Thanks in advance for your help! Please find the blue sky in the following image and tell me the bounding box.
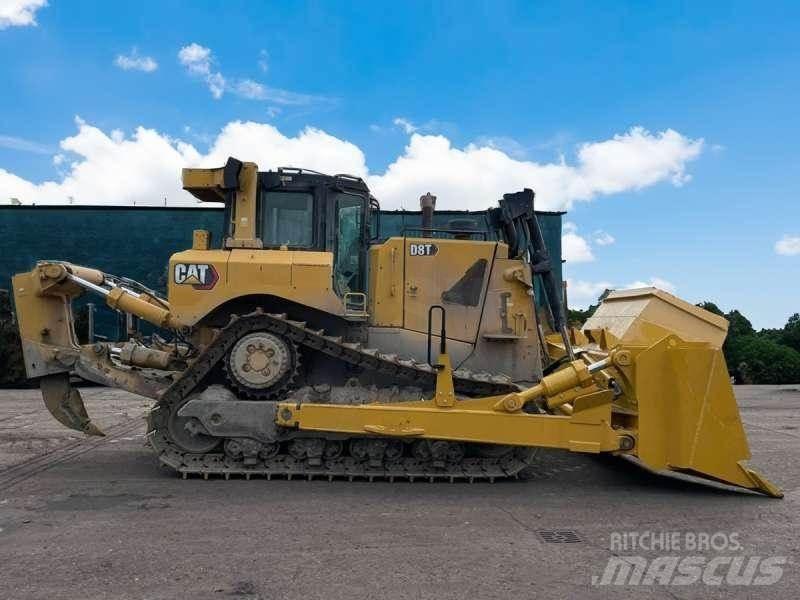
[0,1,798,328]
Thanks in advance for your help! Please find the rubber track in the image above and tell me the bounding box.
[147,310,536,480]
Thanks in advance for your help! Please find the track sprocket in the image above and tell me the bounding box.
[222,331,300,400]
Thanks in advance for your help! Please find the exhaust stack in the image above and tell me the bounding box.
[420,192,436,238]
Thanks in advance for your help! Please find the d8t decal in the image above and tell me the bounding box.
[408,243,438,256]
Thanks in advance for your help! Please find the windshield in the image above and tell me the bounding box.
[260,191,314,247]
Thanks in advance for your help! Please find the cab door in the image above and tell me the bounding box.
[331,191,369,317]
[403,238,496,343]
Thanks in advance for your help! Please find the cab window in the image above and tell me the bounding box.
[260,191,314,247]
[334,194,363,294]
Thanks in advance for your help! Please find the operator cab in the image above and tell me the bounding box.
[256,168,372,300]
[182,158,376,315]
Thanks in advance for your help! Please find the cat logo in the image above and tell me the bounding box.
[173,263,219,290]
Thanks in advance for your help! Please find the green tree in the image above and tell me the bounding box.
[567,289,612,328]
[696,301,800,384]
[725,309,755,338]
[726,335,800,384]
[781,313,800,353]
[567,305,596,328]
[0,290,27,386]
[696,301,724,317]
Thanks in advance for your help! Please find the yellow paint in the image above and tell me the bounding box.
[482,255,537,338]
[167,248,343,325]
[403,238,496,343]
[277,305,783,497]
[182,161,261,248]
[181,165,226,194]
[230,162,259,246]
[433,353,456,407]
[368,239,404,326]
[584,287,729,348]
[192,229,211,251]
[12,268,80,378]
[276,392,623,452]
[11,157,782,497]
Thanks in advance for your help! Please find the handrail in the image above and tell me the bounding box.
[426,305,447,370]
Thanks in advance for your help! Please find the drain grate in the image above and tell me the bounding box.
[538,530,582,543]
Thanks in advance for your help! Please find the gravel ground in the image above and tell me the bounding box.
[0,384,797,600]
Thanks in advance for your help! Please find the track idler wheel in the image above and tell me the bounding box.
[167,398,220,454]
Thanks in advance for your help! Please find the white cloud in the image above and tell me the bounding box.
[231,78,264,99]
[178,42,327,105]
[368,127,702,212]
[561,224,617,263]
[205,72,226,100]
[575,126,702,190]
[567,279,614,308]
[0,0,47,29]
[178,43,225,99]
[178,43,212,75]
[393,118,417,134]
[0,133,52,154]
[567,277,676,309]
[204,121,365,176]
[561,222,595,263]
[391,117,454,136]
[231,79,321,105]
[0,119,701,213]
[114,48,158,73]
[775,235,800,256]
[0,118,366,206]
[258,49,269,73]
[626,277,676,294]
[471,135,528,159]
[592,230,615,246]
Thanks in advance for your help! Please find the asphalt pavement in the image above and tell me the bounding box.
[0,385,797,600]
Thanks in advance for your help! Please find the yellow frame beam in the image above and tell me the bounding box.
[276,390,629,454]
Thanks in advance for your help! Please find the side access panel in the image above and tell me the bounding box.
[459,256,543,384]
[368,239,404,327]
[403,238,496,343]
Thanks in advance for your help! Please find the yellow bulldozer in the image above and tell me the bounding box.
[10,158,782,497]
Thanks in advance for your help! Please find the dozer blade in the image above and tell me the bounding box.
[40,373,105,437]
[581,288,783,497]
[632,335,782,498]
